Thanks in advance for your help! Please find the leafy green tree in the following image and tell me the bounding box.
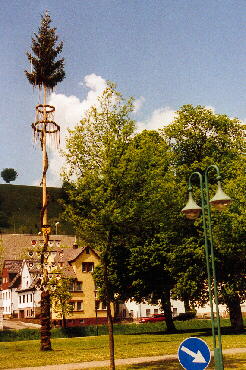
[163,105,246,330]
[109,130,180,332]
[48,275,73,328]
[62,82,135,370]
[1,168,18,183]
[211,156,246,331]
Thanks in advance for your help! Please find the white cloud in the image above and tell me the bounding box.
[36,74,107,187]
[34,75,178,187]
[205,105,215,113]
[133,96,145,113]
[137,106,176,131]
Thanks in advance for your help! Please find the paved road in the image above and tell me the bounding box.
[7,348,246,370]
[3,319,40,330]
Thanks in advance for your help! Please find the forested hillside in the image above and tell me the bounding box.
[0,184,72,234]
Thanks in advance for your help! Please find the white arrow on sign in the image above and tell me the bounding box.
[181,346,206,363]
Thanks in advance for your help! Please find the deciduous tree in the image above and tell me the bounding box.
[1,168,18,184]
[62,82,135,370]
[163,105,246,330]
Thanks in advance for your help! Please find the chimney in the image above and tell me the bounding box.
[73,235,78,249]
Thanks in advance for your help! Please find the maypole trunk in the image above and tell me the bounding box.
[42,85,48,226]
[40,85,52,351]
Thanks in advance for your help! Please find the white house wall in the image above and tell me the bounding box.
[121,299,185,319]
[2,289,12,316]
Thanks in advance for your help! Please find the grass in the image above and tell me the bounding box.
[97,353,246,370]
[0,328,245,369]
[0,318,243,342]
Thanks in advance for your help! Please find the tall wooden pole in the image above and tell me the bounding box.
[40,85,52,352]
[42,85,48,226]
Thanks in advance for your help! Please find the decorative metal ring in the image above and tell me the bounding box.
[35,104,55,114]
[32,121,60,133]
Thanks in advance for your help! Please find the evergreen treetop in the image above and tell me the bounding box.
[25,11,65,90]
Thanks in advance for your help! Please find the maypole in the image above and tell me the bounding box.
[25,11,65,351]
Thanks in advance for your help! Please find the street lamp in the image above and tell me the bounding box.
[55,222,60,235]
[182,165,232,370]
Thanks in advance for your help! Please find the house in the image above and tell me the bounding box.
[0,234,76,321]
[1,260,22,317]
[0,239,112,326]
[119,299,185,320]
[17,260,41,319]
[51,244,111,326]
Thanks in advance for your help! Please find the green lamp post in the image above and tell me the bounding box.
[182,165,232,370]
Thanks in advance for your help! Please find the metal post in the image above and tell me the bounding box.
[188,173,216,350]
[205,166,224,369]
[188,169,224,369]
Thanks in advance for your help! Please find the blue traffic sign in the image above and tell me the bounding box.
[178,337,211,370]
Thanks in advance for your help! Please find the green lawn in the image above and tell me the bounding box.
[96,353,246,370]
[0,331,245,369]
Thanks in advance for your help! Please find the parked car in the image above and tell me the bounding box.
[139,314,166,323]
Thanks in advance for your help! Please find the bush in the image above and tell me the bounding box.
[174,311,196,321]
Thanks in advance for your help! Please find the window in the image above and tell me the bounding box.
[85,247,90,254]
[75,281,82,291]
[146,309,151,317]
[26,295,29,303]
[30,294,33,302]
[23,295,25,303]
[154,309,158,314]
[76,301,83,311]
[71,301,83,311]
[69,281,83,291]
[68,282,74,291]
[82,262,94,272]
[19,296,21,304]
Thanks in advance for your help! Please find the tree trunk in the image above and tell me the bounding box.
[106,298,115,370]
[184,298,191,312]
[161,288,177,333]
[225,293,244,332]
[103,260,115,370]
[40,290,52,351]
[62,314,67,328]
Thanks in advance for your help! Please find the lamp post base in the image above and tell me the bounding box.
[214,348,224,370]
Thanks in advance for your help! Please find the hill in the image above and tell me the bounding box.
[0,184,72,235]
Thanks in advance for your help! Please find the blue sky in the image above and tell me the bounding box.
[0,0,245,186]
